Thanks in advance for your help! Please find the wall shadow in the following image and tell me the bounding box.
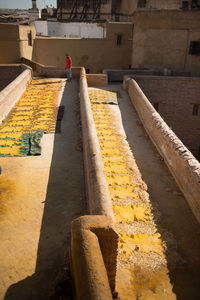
[4,79,86,300]
[116,86,200,300]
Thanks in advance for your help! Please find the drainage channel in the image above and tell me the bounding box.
[88,85,200,299]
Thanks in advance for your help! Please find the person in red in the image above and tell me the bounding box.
[65,54,72,82]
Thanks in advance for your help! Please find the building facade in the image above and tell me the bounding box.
[132,10,200,76]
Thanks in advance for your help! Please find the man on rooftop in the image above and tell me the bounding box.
[65,54,72,82]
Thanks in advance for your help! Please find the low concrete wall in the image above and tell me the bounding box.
[71,215,118,300]
[103,68,162,82]
[86,74,108,87]
[80,67,114,219]
[0,64,32,124]
[21,57,81,78]
[130,75,200,158]
[0,64,23,91]
[125,78,200,223]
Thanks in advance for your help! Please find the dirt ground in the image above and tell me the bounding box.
[0,79,85,300]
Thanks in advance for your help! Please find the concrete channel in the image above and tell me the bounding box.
[0,68,200,299]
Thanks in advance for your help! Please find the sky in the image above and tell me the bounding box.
[0,0,57,9]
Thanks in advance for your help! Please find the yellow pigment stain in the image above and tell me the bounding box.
[96,129,113,135]
[114,204,152,223]
[119,233,164,258]
[104,163,128,174]
[0,140,21,147]
[0,126,25,133]
[99,136,118,141]
[109,186,138,200]
[99,141,119,149]
[101,149,121,156]
[0,78,62,156]
[0,146,22,157]
[0,133,23,140]
[12,111,33,116]
[6,120,32,127]
[0,178,16,216]
[107,174,132,186]
[10,116,32,121]
[130,266,175,299]
[103,156,124,164]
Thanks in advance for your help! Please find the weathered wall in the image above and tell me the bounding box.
[0,24,21,63]
[86,74,108,87]
[132,10,200,76]
[0,65,22,91]
[32,22,133,73]
[146,0,181,9]
[133,76,200,158]
[125,77,200,223]
[0,24,36,64]
[35,21,106,38]
[120,0,137,14]
[0,64,32,124]
[18,25,36,61]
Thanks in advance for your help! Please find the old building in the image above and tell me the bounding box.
[0,23,36,63]
[57,0,137,21]
[132,10,200,76]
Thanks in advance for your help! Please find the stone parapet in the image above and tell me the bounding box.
[79,68,114,218]
[125,77,200,223]
[0,64,32,124]
[71,215,118,300]
[86,74,108,87]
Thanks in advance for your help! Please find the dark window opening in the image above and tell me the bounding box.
[28,31,32,46]
[192,104,199,115]
[117,34,122,45]
[137,0,146,8]
[115,14,120,22]
[182,1,189,8]
[189,41,200,55]
[191,0,200,8]
[86,68,90,74]
[153,103,159,111]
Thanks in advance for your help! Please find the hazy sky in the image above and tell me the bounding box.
[0,0,57,9]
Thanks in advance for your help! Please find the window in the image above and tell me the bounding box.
[137,0,146,8]
[189,41,200,55]
[153,103,159,111]
[192,104,199,116]
[117,34,122,45]
[182,1,189,9]
[27,31,32,46]
[115,14,120,22]
[191,0,200,8]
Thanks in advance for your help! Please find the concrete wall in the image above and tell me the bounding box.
[125,77,200,223]
[0,24,36,64]
[146,0,182,9]
[0,22,132,73]
[32,22,133,73]
[133,76,200,158]
[0,65,23,91]
[120,0,137,14]
[86,74,108,87]
[132,10,200,76]
[0,64,32,124]
[35,21,106,38]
